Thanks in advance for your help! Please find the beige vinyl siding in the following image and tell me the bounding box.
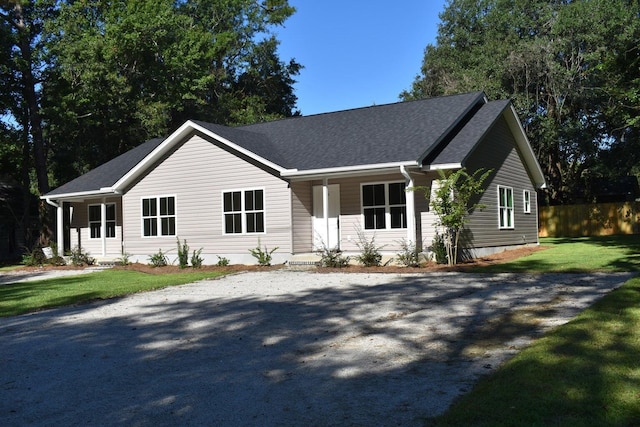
[464,115,539,248]
[122,135,291,261]
[68,198,123,256]
[314,173,414,252]
[291,181,313,253]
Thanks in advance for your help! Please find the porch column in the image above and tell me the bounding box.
[100,198,107,257]
[401,166,416,244]
[322,178,330,248]
[56,204,64,256]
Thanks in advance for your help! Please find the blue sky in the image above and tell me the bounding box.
[274,1,448,116]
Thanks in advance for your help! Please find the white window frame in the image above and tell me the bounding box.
[360,181,407,230]
[523,190,531,214]
[498,185,514,229]
[88,203,116,239]
[141,195,177,237]
[222,188,266,235]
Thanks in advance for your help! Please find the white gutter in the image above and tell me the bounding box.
[282,161,418,180]
[423,163,462,171]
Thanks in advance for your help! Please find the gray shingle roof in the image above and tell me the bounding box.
[237,91,486,170]
[46,137,165,196]
[427,100,510,165]
[45,91,512,198]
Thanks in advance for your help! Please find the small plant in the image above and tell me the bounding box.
[22,247,47,266]
[395,239,422,267]
[249,239,279,266]
[116,252,132,266]
[317,243,350,268]
[216,256,230,267]
[148,249,169,267]
[191,248,204,268]
[431,232,448,264]
[68,246,95,266]
[176,237,189,269]
[354,231,384,267]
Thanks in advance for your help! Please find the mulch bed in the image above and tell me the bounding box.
[10,246,549,275]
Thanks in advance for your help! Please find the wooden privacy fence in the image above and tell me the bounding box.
[539,202,640,237]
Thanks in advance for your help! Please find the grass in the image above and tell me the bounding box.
[430,275,640,427]
[431,234,640,426]
[0,269,227,317]
[473,235,640,273]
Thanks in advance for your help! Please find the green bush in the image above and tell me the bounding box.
[69,246,95,266]
[354,231,383,267]
[22,247,47,266]
[431,233,448,264]
[216,256,230,267]
[176,238,189,269]
[317,244,350,268]
[191,248,204,268]
[395,239,422,267]
[249,240,278,266]
[148,249,169,267]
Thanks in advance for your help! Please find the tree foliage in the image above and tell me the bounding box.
[417,168,492,266]
[0,0,301,249]
[403,0,640,205]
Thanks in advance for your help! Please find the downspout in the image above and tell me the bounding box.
[400,166,415,245]
[45,197,64,256]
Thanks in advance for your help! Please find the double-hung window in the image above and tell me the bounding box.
[362,182,406,230]
[498,186,514,229]
[523,190,531,214]
[88,204,116,239]
[142,196,176,237]
[223,189,264,234]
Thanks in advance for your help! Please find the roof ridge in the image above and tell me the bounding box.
[238,91,486,128]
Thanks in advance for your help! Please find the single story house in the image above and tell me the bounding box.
[43,91,546,264]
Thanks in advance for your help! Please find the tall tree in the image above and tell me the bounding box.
[43,0,301,184]
[403,0,640,205]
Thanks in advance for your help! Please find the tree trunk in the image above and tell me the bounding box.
[14,2,51,243]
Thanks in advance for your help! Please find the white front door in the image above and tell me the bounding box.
[312,184,340,250]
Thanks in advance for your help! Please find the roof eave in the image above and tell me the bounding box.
[282,161,419,180]
[41,187,121,202]
[503,105,547,189]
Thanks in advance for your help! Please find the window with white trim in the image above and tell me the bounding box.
[523,190,531,214]
[498,186,514,229]
[362,182,406,230]
[142,196,176,237]
[223,189,264,234]
[88,204,116,239]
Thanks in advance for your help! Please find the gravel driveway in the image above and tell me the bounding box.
[0,270,633,426]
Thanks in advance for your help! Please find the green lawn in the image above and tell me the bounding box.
[474,235,640,273]
[0,269,227,317]
[432,235,640,426]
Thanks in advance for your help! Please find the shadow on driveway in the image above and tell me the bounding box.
[0,271,632,426]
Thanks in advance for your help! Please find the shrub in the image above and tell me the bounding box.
[318,245,350,268]
[216,256,230,267]
[176,238,189,269]
[396,239,422,267]
[354,231,384,267]
[431,233,448,264]
[191,248,204,268]
[69,246,95,266]
[249,240,279,266]
[117,252,132,266]
[22,247,47,266]
[148,249,169,267]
